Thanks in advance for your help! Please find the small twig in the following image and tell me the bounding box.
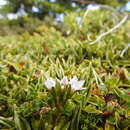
[77,4,128,45]
[98,4,122,23]
[79,9,89,28]
[120,43,130,57]
[98,5,123,16]
[86,14,128,45]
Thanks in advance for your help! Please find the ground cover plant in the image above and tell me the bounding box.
[0,7,130,130]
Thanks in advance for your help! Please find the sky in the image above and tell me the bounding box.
[126,1,130,10]
[0,0,6,6]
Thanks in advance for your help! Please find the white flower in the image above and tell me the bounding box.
[45,78,56,89]
[69,76,85,91]
[60,76,69,86]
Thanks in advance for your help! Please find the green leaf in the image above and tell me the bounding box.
[118,119,130,129]
[105,120,115,130]
[14,105,31,130]
[82,105,102,114]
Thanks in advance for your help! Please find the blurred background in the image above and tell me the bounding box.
[0,0,129,36]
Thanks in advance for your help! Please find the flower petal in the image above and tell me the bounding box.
[78,80,85,88]
[70,77,85,91]
[69,76,78,85]
[45,78,56,89]
[60,76,69,85]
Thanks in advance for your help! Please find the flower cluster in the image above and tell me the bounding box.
[45,76,85,91]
